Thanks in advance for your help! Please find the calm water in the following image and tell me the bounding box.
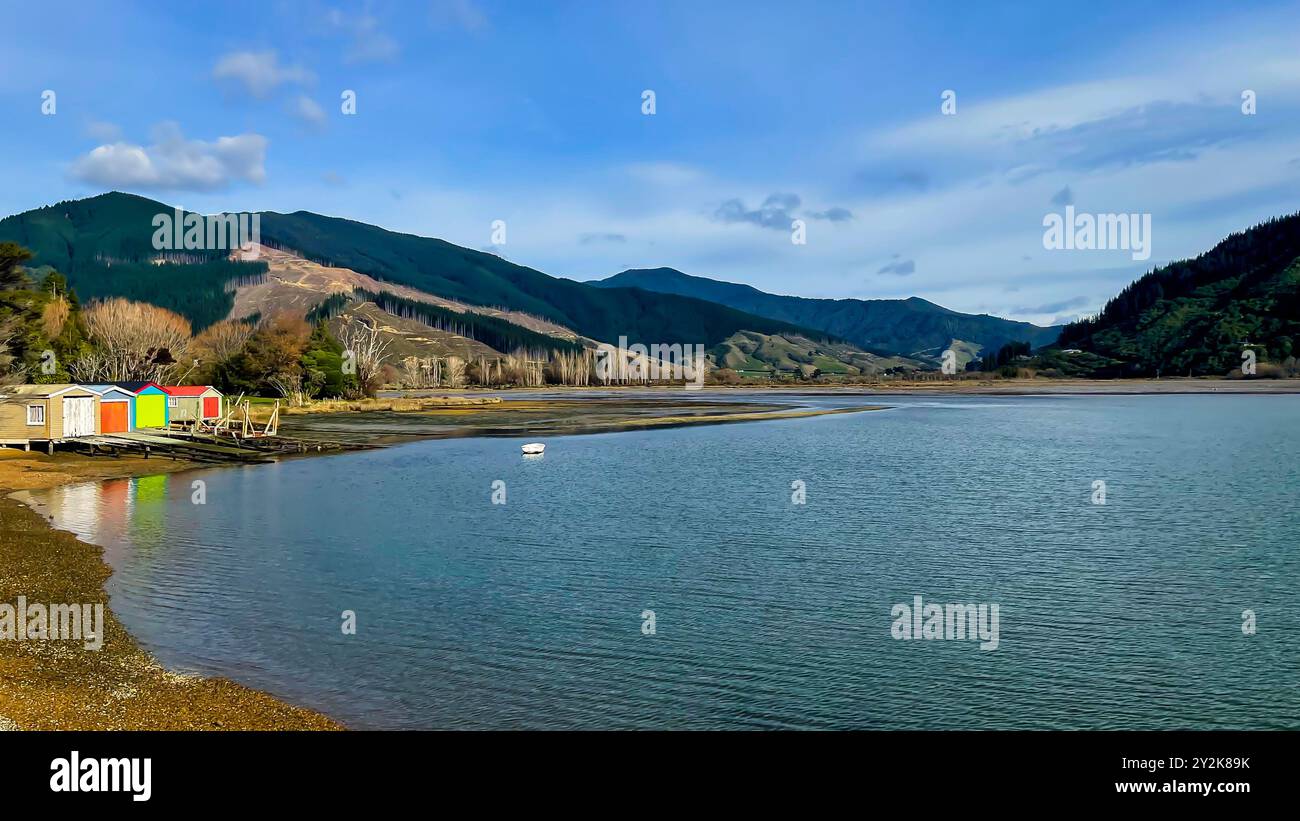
[26,393,1300,729]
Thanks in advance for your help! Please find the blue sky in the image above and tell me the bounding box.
[3,0,1300,325]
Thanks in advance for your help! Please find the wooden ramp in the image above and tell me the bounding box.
[192,432,383,456]
[77,432,275,464]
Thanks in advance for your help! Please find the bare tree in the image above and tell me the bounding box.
[74,298,192,383]
[337,318,391,396]
[267,372,309,407]
[398,355,443,388]
[191,318,255,363]
[41,295,70,341]
[444,355,466,389]
[546,349,593,386]
[0,315,25,389]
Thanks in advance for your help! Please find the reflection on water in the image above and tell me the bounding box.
[27,394,1300,730]
[38,474,173,559]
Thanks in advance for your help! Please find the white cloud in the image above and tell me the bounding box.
[291,95,328,129]
[84,120,122,142]
[430,0,488,31]
[71,123,268,191]
[325,10,401,64]
[624,162,703,187]
[347,18,400,64]
[212,50,313,98]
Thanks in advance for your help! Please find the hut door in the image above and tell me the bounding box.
[63,396,96,438]
[101,401,129,433]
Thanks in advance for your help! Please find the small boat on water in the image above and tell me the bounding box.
[521,442,546,455]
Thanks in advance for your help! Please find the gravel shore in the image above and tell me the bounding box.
[0,450,341,730]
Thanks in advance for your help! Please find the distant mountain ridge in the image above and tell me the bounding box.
[253,207,847,349]
[594,267,1062,361]
[0,193,837,350]
[0,192,1063,375]
[3,193,904,378]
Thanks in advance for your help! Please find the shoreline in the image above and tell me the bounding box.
[4,382,1292,730]
[0,451,342,730]
[382,376,1300,397]
[0,397,884,730]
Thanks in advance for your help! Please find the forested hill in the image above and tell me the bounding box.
[0,192,266,329]
[254,209,831,346]
[1058,213,1300,376]
[595,267,1061,360]
[0,193,837,348]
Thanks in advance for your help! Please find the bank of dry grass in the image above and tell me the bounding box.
[246,395,502,422]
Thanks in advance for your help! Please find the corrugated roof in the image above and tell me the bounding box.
[82,384,134,397]
[1,384,89,397]
[161,385,217,396]
[112,381,164,393]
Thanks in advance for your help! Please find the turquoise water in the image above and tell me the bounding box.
[29,393,1300,729]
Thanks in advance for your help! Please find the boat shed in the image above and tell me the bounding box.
[112,382,170,429]
[0,384,101,452]
[82,384,136,434]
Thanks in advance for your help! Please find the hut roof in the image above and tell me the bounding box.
[1,384,89,398]
[112,381,164,394]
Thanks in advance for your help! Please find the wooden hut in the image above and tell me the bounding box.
[0,384,101,451]
[161,386,223,425]
[82,384,136,434]
[112,382,170,429]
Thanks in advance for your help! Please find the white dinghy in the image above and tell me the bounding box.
[521,442,546,455]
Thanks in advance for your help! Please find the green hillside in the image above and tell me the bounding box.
[255,209,834,348]
[1058,213,1300,376]
[0,192,841,348]
[0,192,266,329]
[595,267,1060,359]
[710,330,922,378]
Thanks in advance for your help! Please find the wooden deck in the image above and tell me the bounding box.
[74,431,380,463]
[77,432,276,463]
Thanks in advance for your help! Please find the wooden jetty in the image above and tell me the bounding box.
[77,432,276,464]
[76,430,378,464]
[72,391,382,464]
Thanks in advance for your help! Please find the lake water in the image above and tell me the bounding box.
[25,393,1300,729]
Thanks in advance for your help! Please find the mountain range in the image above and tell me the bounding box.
[0,192,1088,377]
[595,267,1062,361]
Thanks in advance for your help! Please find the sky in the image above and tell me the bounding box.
[2,0,1300,326]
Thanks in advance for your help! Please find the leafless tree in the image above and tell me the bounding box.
[267,372,309,407]
[41,295,70,341]
[73,298,192,383]
[444,355,466,389]
[398,355,443,388]
[192,318,255,363]
[338,318,391,396]
[0,315,26,390]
